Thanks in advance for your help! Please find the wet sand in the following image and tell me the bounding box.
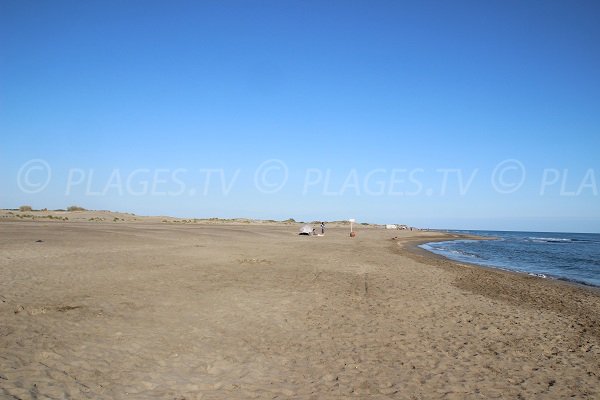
[1,216,599,399]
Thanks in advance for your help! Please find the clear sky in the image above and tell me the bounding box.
[1,1,599,232]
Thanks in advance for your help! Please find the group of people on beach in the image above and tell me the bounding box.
[299,222,325,236]
[313,222,325,236]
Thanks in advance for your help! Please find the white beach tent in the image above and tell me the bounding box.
[299,225,313,235]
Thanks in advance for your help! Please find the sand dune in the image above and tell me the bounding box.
[1,216,598,399]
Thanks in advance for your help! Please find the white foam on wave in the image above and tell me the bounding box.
[528,272,548,279]
[449,249,480,258]
[528,237,572,243]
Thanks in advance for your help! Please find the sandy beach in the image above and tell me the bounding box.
[1,212,599,399]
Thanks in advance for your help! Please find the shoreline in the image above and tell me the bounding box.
[415,232,600,289]
[396,232,600,338]
[414,231,600,290]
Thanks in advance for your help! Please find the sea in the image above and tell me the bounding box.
[419,230,600,288]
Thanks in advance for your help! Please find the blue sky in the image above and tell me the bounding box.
[1,1,599,232]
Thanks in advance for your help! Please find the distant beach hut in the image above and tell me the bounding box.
[299,225,313,235]
[386,224,398,230]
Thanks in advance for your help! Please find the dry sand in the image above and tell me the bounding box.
[1,213,599,399]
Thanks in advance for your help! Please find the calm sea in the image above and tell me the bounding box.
[419,230,600,287]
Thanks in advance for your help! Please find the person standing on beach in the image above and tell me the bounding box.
[321,222,325,235]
